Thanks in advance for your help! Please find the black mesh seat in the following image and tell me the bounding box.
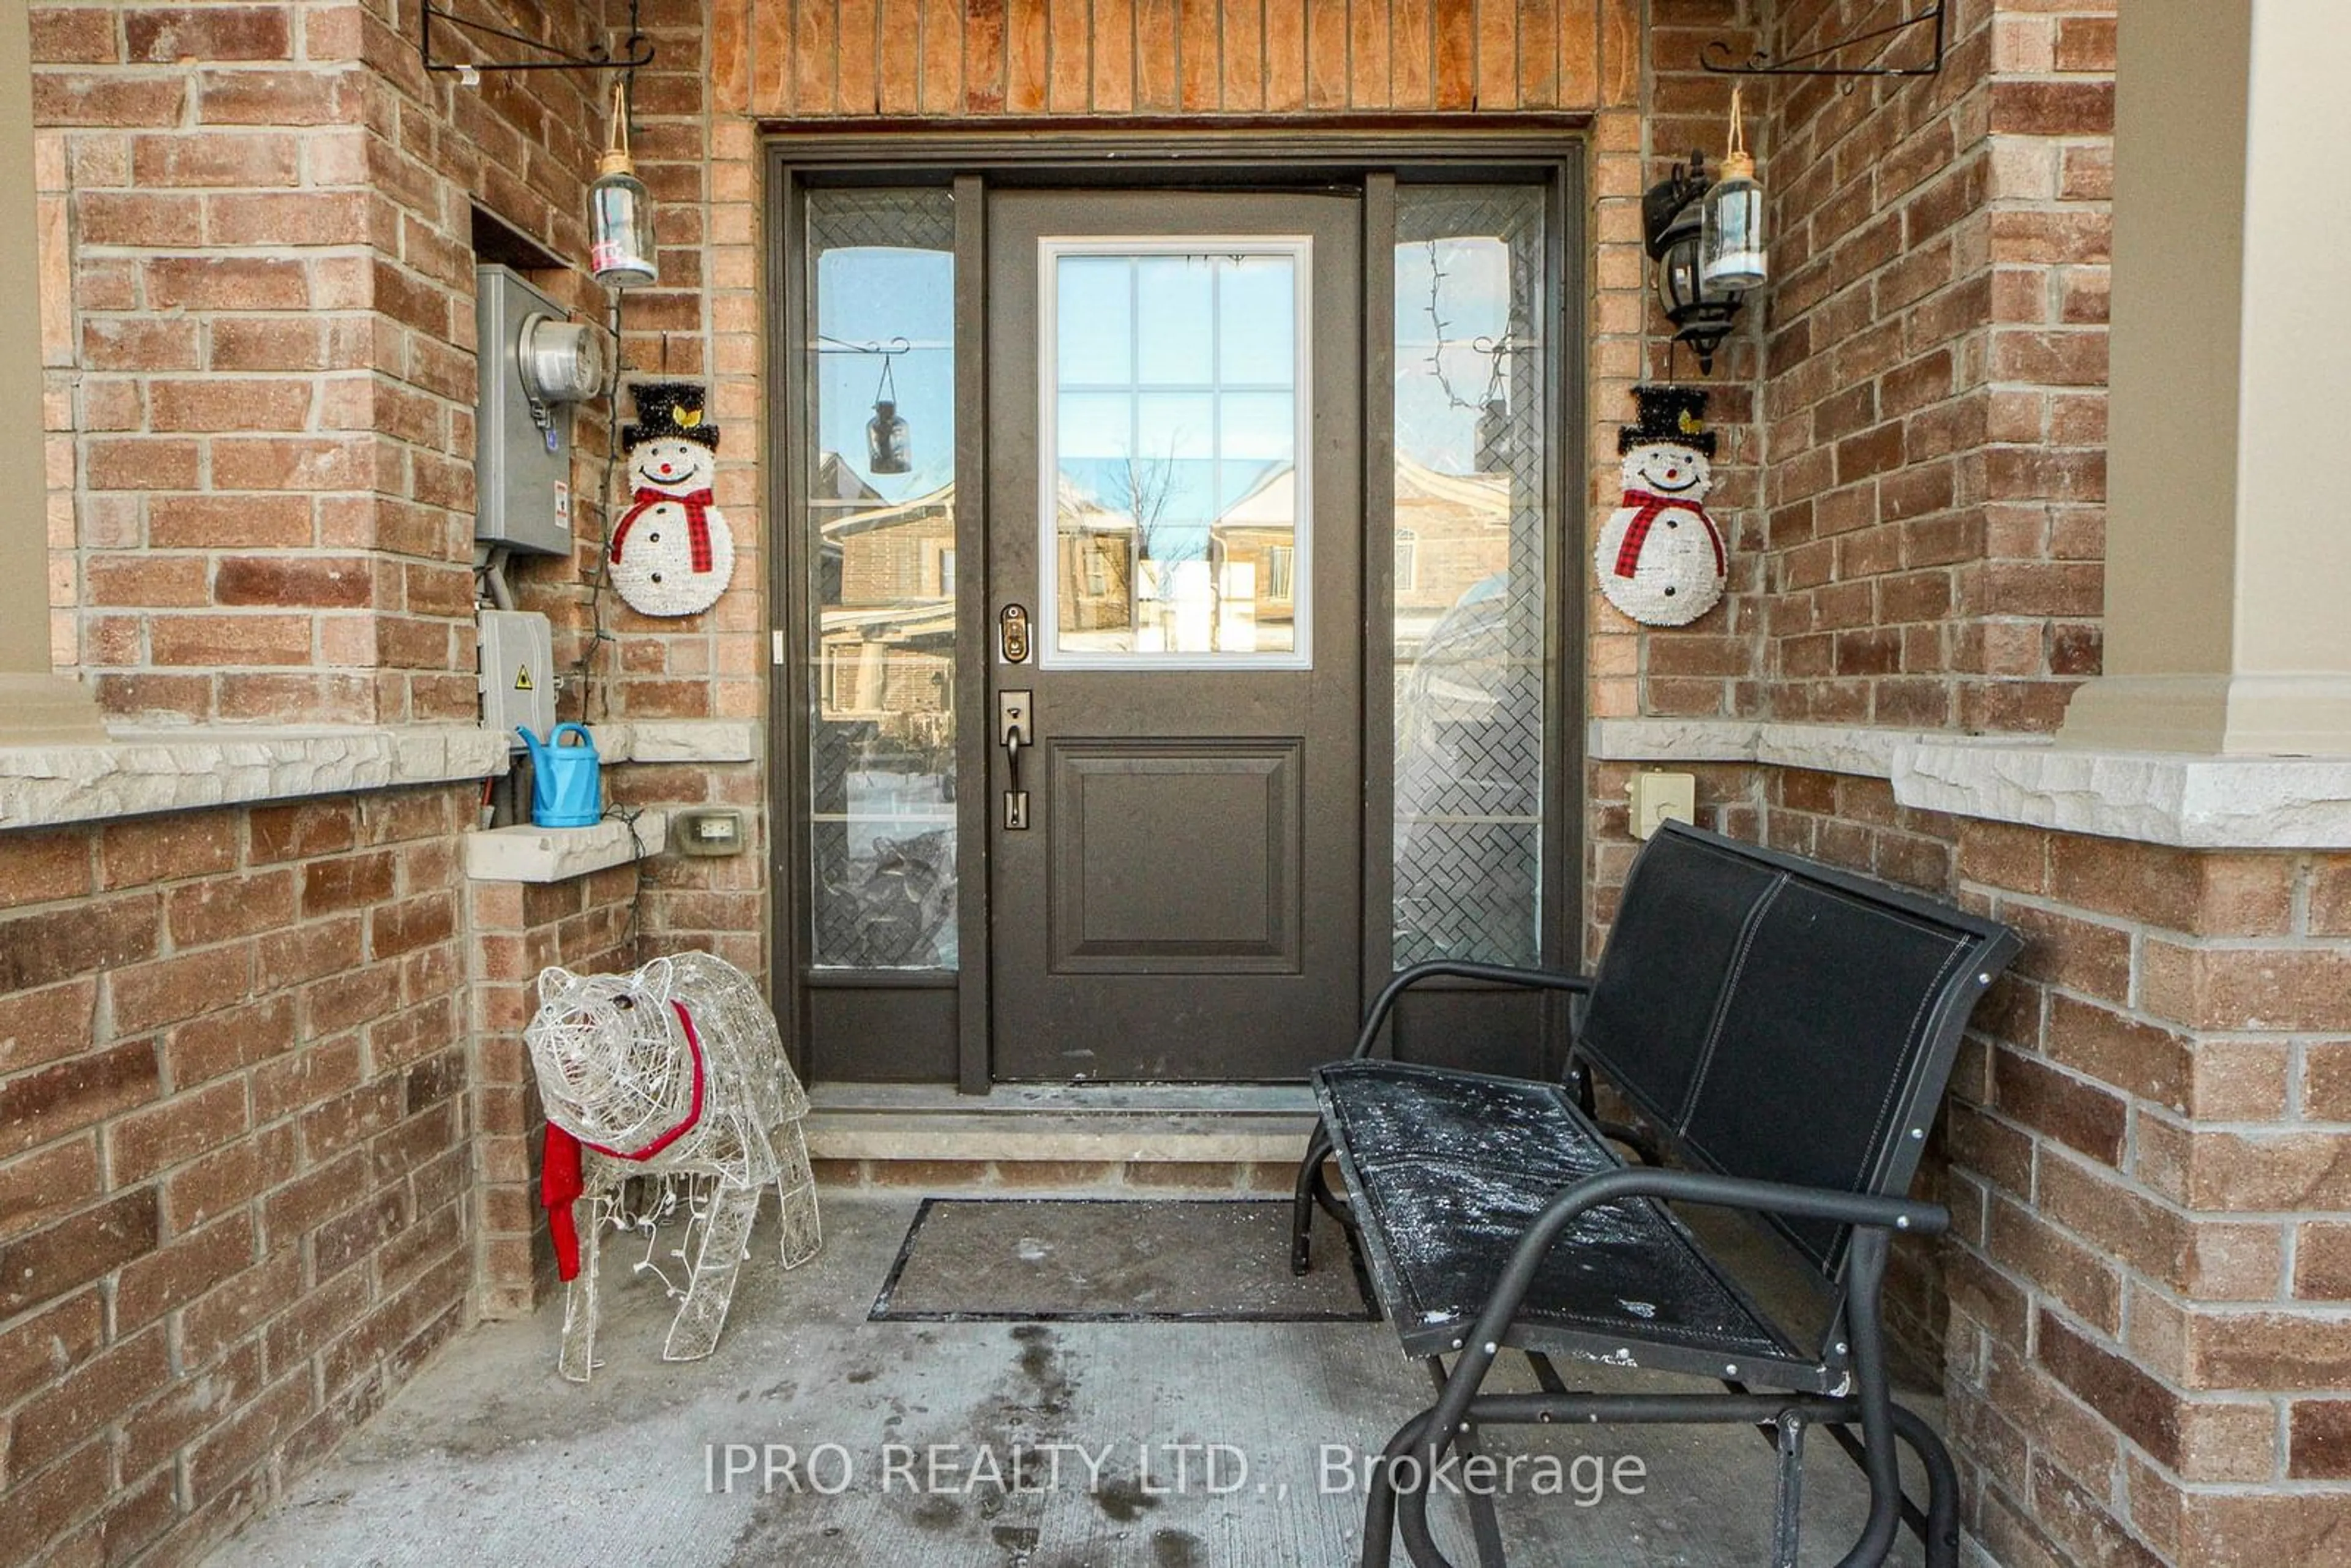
[1321,1060,1808,1377]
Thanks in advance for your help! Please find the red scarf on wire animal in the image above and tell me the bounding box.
[541,999,708,1283]
[1612,489,1725,580]
[610,487,717,573]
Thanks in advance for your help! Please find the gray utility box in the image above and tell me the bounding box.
[478,609,555,745]
[474,264,603,557]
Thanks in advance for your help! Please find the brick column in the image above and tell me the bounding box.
[2060,0,2351,754]
[467,866,639,1316]
[1947,827,2351,1562]
[32,0,609,728]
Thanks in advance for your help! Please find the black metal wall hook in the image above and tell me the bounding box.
[1703,1,1946,80]
[421,0,654,75]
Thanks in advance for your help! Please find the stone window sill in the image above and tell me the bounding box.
[1589,719,2351,850]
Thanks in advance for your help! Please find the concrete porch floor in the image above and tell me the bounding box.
[204,1191,1934,1567]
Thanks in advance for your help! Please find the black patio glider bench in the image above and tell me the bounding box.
[1291,820,2021,1568]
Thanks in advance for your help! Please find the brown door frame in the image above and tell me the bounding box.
[764,129,1588,1092]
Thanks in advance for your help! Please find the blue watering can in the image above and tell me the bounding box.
[517,724,603,828]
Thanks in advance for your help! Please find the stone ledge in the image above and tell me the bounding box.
[1899,743,2351,850]
[1589,719,2351,849]
[462,812,667,882]
[590,719,759,764]
[804,1084,1317,1164]
[1586,718,2028,778]
[0,725,511,831]
[805,1114,1314,1165]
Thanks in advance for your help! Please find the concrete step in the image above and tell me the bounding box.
[803,1083,1319,1190]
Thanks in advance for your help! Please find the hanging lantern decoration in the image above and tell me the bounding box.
[1643,88,1771,377]
[588,81,657,290]
[1701,85,1769,294]
[865,351,910,475]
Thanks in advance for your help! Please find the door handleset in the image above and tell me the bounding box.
[997,689,1033,749]
[998,689,1033,830]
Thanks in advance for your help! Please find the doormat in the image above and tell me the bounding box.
[869,1198,1378,1324]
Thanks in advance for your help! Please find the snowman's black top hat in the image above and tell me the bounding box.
[624,381,720,452]
[1619,383,1715,457]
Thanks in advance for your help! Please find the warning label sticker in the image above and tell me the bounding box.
[514,666,534,692]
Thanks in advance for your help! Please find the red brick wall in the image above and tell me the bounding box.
[468,865,640,1315]
[1754,0,2111,733]
[0,788,475,1565]
[1755,780,2351,1565]
[32,0,612,726]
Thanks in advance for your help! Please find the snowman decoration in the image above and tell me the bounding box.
[610,381,735,618]
[1594,384,1728,627]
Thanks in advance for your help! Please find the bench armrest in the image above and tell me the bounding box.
[1546,1166,1950,1238]
[1465,1169,1943,1356]
[1350,960,1593,1058]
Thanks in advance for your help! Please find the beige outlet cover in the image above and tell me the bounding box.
[1629,771,1697,841]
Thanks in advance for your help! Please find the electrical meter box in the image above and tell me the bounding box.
[474,264,603,557]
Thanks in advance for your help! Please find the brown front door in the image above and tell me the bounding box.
[986,190,1365,1081]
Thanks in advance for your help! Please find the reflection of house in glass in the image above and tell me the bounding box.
[1392,455,1513,664]
[817,457,956,728]
[1051,459,1300,656]
[1040,451,1512,662]
[810,452,959,969]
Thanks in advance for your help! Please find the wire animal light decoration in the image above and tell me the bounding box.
[525,951,820,1381]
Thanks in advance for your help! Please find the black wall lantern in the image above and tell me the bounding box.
[1644,152,1742,375]
[1645,87,1771,377]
